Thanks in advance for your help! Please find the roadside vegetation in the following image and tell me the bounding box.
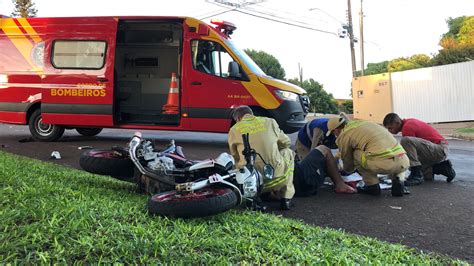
[0,151,466,264]
[356,16,474,76]
[454,127,474,140]
[455,127,474,134]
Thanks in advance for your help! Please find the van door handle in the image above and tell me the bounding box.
[97,77,109,82]
[191,81,202,86]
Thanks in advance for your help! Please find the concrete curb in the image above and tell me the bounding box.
[451,134,474,141]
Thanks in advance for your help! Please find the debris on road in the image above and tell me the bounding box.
[78,146,93,150]
[50,151,62,160]
[389,206,402,210]
[0,144,7,148]
[18,138,34,143]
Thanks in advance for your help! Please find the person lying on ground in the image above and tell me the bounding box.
[228,105,295,210]
[327,114,409,197]
[292,145,356,197]
[383,113,456,186]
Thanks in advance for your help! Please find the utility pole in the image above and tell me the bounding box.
[359,0,365,76]
[347,0,357,77]
[298,63,303,84]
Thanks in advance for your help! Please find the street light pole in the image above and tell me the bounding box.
[347,0,357,77]
[359,0,365,76]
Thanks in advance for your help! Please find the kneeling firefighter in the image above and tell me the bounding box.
[228,106,295,210]
[327,115,410,197]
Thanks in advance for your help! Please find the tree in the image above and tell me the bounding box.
[244,49,286,79]
[288,78,338,114]
[356,61,388,76]
[11,0,38,18]
[361,16,473,74]
[431,45,474,65]
[434,16,474,65]
[387,54,431,72]
[340,100,353,114]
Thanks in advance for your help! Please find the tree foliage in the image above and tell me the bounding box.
[340,100,353,114]
[288,78,338,114]
[356,61,388,76]
[11,0,37,18]
[359,16,473,76]
[440,16,474,47]
[244,49,286,79]
[431,45,474,65]
[434,16,474,65]
[387,54,431,72]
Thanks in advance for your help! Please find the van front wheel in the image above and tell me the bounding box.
[28,109,65,141]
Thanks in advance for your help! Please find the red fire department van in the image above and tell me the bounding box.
[0,15,309,141]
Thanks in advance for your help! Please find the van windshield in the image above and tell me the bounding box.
[224,39,266,77]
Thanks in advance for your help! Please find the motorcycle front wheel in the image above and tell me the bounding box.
[147,187,238,218]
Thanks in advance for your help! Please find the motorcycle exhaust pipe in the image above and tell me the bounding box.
[129,134,177,186]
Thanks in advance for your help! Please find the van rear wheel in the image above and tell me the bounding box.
[28,109,65,142]
[76,127,103,137]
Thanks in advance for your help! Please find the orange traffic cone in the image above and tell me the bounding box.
[162,72,179,115]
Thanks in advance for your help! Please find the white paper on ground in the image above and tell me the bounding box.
[341,172,363,182]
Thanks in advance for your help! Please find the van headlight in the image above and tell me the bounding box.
[274,90,299,101]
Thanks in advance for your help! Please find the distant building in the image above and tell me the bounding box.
[352,61,474,124]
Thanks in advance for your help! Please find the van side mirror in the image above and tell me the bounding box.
[263,164,274,180]
[228,61,241,79]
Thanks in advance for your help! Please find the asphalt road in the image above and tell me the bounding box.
[1,124,473,262]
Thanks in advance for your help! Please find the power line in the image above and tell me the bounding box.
[193,7,232,19]
[207,1,337,36]
[199,8,236,19]
[252,3,330,23]
[244,7,328,25]
[243,5,329,27]
[309,7,346,25]
[234,9,337,36]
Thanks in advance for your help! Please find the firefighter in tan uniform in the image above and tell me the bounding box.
[327,115,410,196]
[228,106,295,210]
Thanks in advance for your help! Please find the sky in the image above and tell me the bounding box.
[1,0,473,99]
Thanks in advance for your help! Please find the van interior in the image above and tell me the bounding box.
[114,20,182,125]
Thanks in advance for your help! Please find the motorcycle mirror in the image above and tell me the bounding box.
[263,164,274,180]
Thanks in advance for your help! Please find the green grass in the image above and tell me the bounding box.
[455,127,474,134]
[0,151,466,264]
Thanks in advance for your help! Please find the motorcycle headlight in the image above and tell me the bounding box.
[274,90,299,101]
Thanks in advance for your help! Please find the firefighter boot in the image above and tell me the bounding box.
[433,160,456,183]
[357,183,381,196]
[391,177,409,197]
[405,166,424,186]
[280,198,294,210]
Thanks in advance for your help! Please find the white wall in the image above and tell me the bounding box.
[392,61,474,123]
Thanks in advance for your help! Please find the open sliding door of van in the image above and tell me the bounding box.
[41,17,117,127]
[113,19,182,125]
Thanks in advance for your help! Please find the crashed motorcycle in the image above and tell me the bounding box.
[80,132,273,218]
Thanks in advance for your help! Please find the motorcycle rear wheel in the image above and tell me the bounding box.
[79,149,134,181]
[148,187,238,218]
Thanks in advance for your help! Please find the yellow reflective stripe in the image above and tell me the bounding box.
[0,18,40,72]
[16,18,42,43]
[241,79,280,109]
[342,120,367,133]
[361,144,406,169]
[264,160,294,188]
[367,144,405,158]
[264,175,288,189]
[235,116,266,134]
[361,153,368,168]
